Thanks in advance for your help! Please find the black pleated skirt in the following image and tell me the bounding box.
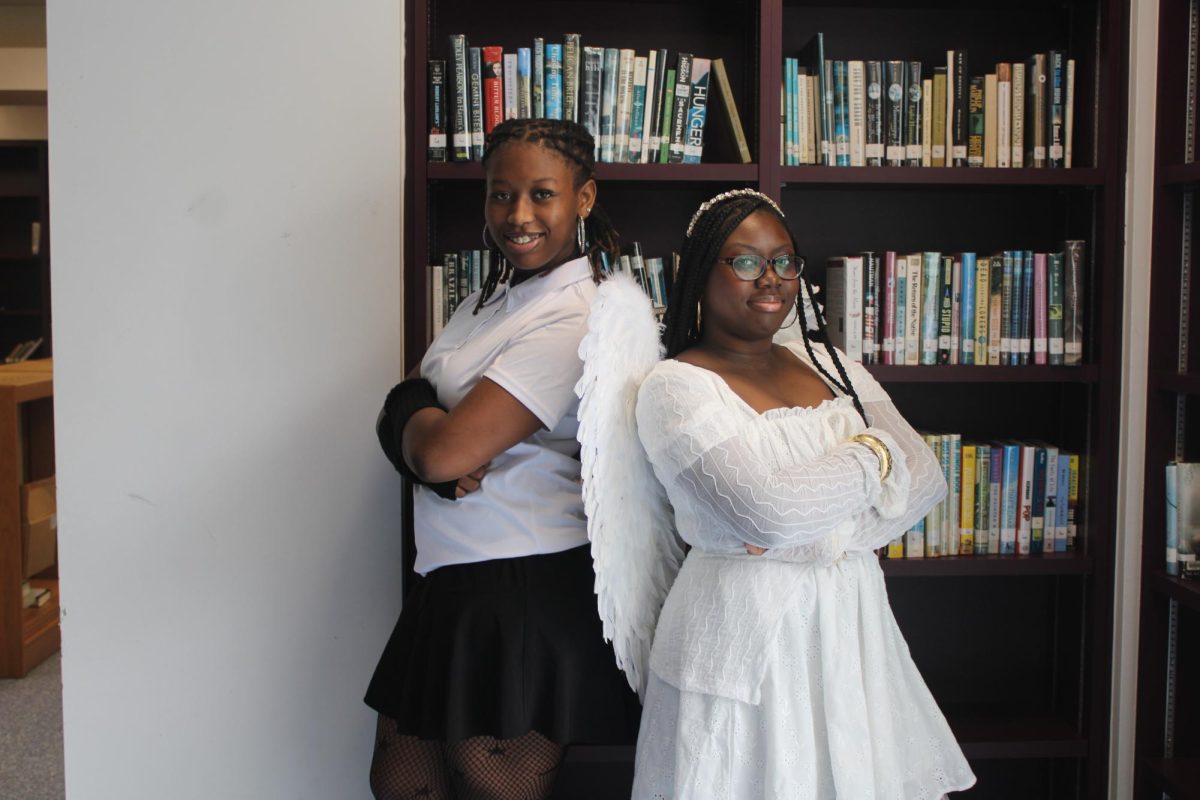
[364,544,642,745]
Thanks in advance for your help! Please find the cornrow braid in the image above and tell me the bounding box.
[474,118,620,313]
[661,191,869,425]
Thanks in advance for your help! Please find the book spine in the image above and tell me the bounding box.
[927,435,943,556]
[1017,444,1035,553]
[517,47,532,119]
[450,34,471,161]
[1012,61,1026,167]
[833,60,850,166]
[984,72,998,168]
[883,251,897,364]
[950,256,962,364]
[885,60,905,167]
[952,49,969,166]
[645,49,669,161]
[906,253,922,365]
[894,254,907,364]
[1033,252,1048,364]
[823,60,836,165]
[581,47,604,154]
[988,447,1003,553]
[1064,240,1085,364]
[938,255,954,364]
[545,44,564,120]
[669,53,695,163]
[1000,443,1019,553]
[683,57,711,164]
[921,78,933,166]
[468,47,487,158]
[1068,453,1079,550]
[629,56,649,163]
[848,60,866,166]
[427,60,448,162]
[1027,53,1046,167]
[988,254,1003,365]
[614,49,636,162]
[1031,446,1047,553]
[1008,250,1023,365]
[430,263,444,336]
[444,252,459,317]
[997,63,1011,168]
[921,252,941,365]
[1021,250,1035,364]
[960,252,976,364]
[862,251,878,364]
[824,262,849,352]
[1048,50,1065,167]
[793,63,807,165]
[974,253,990,364]
[1048,251,1065,364]
[1045,447,1060,554]
[600,48,620,162]
[847,255,864,361]
[975,444,991,555]
[946,434,961,555]
[1001,250,1014,364]
[932,67,947,166]
[1065,58,1076,168]
[503,53,519,121]
[866,61,884,166]
[906,518,926,559]
[961,444,977,554]
[658,69,676,163]
[905,61,923,166]
[1057,454,1070,552]
[482,46,504,134]
[967,76,984,167]
[638,52,658,164]
[532,39,545,119]
[563,33,581,123]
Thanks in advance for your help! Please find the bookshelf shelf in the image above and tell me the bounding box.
[950,715,1088,760]
[882,552,1093,577]
[782,166,1106,188]
[427,161,760,183]
[1141,757,1200,800]
[868,364,1099,383]
[1153,370,1200,395]
[1147,570,1200,615]
[1163,161,1200,185]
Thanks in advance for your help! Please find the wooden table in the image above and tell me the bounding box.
[0,358,56,677]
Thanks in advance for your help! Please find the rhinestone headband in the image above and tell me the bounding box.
[685,189,785,238]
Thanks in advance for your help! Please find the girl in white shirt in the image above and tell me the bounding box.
[365,119,641,800]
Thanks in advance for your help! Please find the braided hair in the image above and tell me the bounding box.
[474,118,620,313]
[662,191,868,424]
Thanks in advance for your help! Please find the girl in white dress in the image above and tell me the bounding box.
[576,189,976,799]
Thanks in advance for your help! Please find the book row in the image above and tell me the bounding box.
[429,243,671,335]
[822,242,1086,366]
[1164,462,1200,579]
[786,35,1076,168]
[882,436,1080,559]
[430,35,750,165]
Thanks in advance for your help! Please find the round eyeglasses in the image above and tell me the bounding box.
[717,253,804,281]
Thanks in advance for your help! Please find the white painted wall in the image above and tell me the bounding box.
[46,2,405,797]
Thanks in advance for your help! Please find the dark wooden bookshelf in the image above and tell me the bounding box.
[403,1,1129,796]
[1137,1,1200,797]
[782,165,1107,187]
[882,552,1093,577]
[866,364,1099,383]
[0,142,50,359]
[1141,757,1200,800]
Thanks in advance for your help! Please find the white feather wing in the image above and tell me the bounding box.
[575,270,685,700]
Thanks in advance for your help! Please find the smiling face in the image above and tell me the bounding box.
[484,140,596,272]
[700,209,799,344]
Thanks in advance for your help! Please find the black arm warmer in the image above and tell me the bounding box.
[376,378,459,501]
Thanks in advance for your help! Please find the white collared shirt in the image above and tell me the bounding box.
[413,256,596,575]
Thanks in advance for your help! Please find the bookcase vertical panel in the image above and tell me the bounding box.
[1137,0,1200,796]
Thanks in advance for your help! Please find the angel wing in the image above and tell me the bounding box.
[575,269,686,700]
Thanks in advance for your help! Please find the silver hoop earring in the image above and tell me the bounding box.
[577,216,588,254]
[482,224,495,251]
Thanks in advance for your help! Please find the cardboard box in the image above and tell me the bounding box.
[21,476,55,578]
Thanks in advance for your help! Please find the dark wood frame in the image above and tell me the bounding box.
[400,2,1130,795]
[1136,0,1200,797]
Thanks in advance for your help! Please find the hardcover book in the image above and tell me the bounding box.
[683,57,712,164]
[427,60,448,162]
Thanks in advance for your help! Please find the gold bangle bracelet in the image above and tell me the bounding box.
[849,432,892,482]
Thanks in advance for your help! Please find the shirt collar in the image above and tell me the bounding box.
[503,256,593,310]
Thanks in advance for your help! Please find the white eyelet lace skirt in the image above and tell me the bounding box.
[631,555,977,800]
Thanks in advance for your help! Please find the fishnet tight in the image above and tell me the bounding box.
[370,715,562,800]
